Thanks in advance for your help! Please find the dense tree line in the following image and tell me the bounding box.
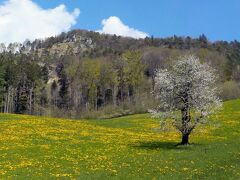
[0,53,46,114]
[0,50,148,117]
[0,32,240,118]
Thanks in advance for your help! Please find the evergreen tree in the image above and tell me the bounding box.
[58,72,69,109]
[0,67,5,112]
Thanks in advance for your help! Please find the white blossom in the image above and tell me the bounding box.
[149,55,222,143]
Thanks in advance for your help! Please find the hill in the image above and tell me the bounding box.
[0,99,239,179]
[1,29,240,118]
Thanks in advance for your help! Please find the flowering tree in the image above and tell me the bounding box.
[150,55,222,145]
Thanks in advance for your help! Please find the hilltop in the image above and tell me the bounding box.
[0,29,237,58]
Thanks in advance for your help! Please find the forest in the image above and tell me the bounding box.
[0,31,240,119]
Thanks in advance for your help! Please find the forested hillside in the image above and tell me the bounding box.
[0,30,240,118]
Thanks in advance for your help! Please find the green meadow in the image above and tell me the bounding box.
[0,100,239,179]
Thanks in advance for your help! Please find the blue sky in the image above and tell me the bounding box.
[0,0,240,43]
[32,0,240,41]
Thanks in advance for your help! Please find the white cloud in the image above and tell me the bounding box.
[97,16,149,39]
[0,0,80,44]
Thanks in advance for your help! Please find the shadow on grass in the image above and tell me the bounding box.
[131,141,202,150]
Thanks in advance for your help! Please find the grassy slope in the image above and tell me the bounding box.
[0,100,239,179]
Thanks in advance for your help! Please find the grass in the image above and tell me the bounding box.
[0,100,239,179]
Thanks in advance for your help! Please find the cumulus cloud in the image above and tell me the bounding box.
[97,16,149,39]
[0,0,80,44]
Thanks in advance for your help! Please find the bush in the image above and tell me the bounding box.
[221,81,240,100]
[76,93,157,119]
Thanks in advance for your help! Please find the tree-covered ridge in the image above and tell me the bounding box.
[0,30,240,118]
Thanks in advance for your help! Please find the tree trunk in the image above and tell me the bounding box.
[151,75,155,91]
[112,85,117,107]
[29,87,33,114]
[181,133,189,145]
[6,88,11,113]
[4,92,7,113]
[181,104,191,145]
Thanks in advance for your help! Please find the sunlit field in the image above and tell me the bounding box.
[0,100,239,179]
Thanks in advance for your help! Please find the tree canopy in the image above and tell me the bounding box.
[150,55,222,145]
